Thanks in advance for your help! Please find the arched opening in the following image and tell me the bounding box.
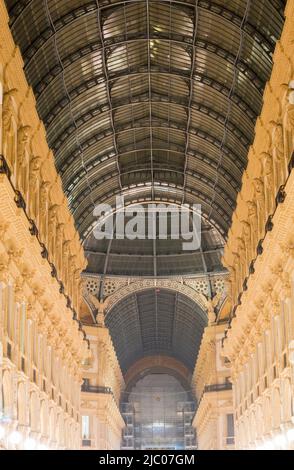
[1,0,289,452]
[17,382,26,426]
[121,372,196,450]
[102,287,207,449]
[30,392,40,433]
[2,370,13,420]
[105,288,207,374]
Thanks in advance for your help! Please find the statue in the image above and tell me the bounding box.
[69,255,77,300]
[271,122,287,188]
[284,83,294,159]
[247,200,258,253]
[253,178,266,239]
[16,125,31,195]
[236,236,247,285]
[241,221,253,268]
[48,204,59,261]
[28,156,41,220]
[232,252,242,301]
[62,240,71,293]
[206,293,221,325]
[39,181,50,242]
[262,153,275,217]
[2,89,17,171]
[55,223,65,276]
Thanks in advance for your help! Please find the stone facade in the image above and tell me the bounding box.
[222,0,294,450]
[0,2,88,450]
[80,325,125,450]
[0,0,294,451]
[192,322,234,450]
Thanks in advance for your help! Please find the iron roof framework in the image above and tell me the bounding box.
[105,288,207,372]
[6,0,285,231]
[84,210,225,277]
[5,0,285,278]
[5,0,285,372]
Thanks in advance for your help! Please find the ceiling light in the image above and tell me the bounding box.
[37,443,49,450]
[24,437,37,450]
[0,425,5,440]
[8,430,22,445]
[274,434,287,448]
[287,428,294,442]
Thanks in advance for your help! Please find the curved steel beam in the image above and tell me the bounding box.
[51,92,251,155]
[66,164,236,212]
[74,181,231,236]
[85,246,223,258]
[56,119,246,176]
[79,193,227,241]
[14,0,276,65]
[104,288,207,371]
[32,33,265,103]
[70,170,235,224]
[8,0,285,27]
[43,67,258,131]
[63,144,241,195]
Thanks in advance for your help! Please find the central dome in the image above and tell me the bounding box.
[84,203,224,276]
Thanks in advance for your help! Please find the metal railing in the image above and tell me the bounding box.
[81,381,113,395]
[204,382,232,393]
[195,382,233,416]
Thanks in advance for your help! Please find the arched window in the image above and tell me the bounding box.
[49,407,55,442]
[2,370,13,419]
[263,396,272,432]
[30,392,40,432]
[17,382,26,425]
[256,404,264,438]
[40,400,49,437]
[272,388,281,429]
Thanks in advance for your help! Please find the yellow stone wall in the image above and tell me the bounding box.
[1,0,294,451]
[0,0,89,450]
[81,325,125,450]
[222,0,294,450]
[223,0,294,309]
[192,322,234,450]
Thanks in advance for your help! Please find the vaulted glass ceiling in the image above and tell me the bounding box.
[5,0,285,276]
[105,288,207,372]
[84,209,224,276]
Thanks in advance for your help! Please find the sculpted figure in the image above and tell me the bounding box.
[55,223,64,276]
[271,122,287,187]
[28,156,41,220]
[207,300,216,325]
[39,181,50,241]
[284,84,294,158]
[262,153,275,217]
[253,178,266,239]
[247,200,258,252]
[232,252,242,301]
[73,269,82,310]
[286,101,294,131]
[236,236,247,286]
[69,255,77,300]
[48,204,59,261]
[241,221,253,268]
[62,240,71,292]
[226,274,234,302]
[16,125,31,194]
[2,89,17,171]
